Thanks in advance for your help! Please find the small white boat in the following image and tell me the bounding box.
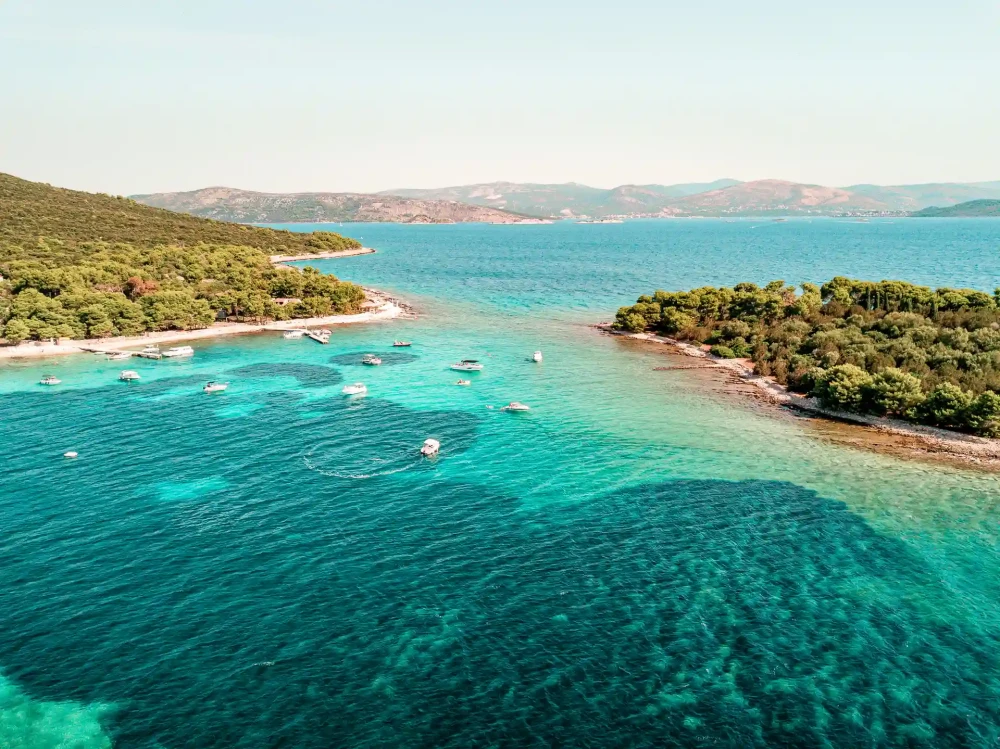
[501,401,531,412]
[119,370,141,382]
[39,375,61,386]
[450,359,484,372]
[362,354,382,366]
[455,379,471,386]
[203,381,229,393]
[162,345,194,358]
[63,451,78,459]
[342,383,367,396]
[420,438,440,456]
[282,330,305,339]
[532,351,543,362]
[393,341,412,347]
[141,345,160,354]
[107,352,132,361]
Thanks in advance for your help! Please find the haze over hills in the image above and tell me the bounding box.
[382,180,741,217]
[130,187,534,224]
[844,182,1000,212]
[382,179,1000,217]
[659,180,887,216]
[130,179,1000,223]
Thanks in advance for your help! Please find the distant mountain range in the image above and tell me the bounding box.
[382,179,1000,217]
[131,179,1000,222]
[381,180,741,218]
[912,199,1000,218]
[130,187,535,224]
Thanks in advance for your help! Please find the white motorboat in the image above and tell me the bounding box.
[282,330,305,339]
[532,350,543,362]
[40,375,61,386]
[107,352,132,361]
[362,354,382,366]
[203,381,229,393]
[63,451,78,458]
[393,341,412,347]
[162,345,194,358]
[455,379,471,386]
[119,370,141,382]
[342,383,367,396]
[141,345,160,354]
[450,359,484,372]
[501,401,531,412]
[420,438,440,456]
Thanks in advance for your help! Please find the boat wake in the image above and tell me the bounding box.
[301,444,423,480]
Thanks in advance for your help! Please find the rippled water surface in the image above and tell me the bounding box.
[4,219,1000,747]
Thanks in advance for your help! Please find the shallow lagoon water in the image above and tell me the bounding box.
[4,219,1000,747]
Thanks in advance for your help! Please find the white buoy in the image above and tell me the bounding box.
[63,451,78,458]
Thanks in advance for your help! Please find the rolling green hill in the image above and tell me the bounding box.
[1,172,360,259]
[0,174,365,342]
[911,200,1000,217]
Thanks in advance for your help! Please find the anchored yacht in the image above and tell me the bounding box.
[501,402,531,412]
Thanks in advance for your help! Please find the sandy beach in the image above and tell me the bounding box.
[598,323,1000,470]
[270,247,376,264]
[0,288,411,361]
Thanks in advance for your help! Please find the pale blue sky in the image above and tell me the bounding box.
[1,0,998,193]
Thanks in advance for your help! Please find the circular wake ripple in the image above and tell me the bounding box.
[301,438,424,479]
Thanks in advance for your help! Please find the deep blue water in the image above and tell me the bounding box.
[3,219,1000,747]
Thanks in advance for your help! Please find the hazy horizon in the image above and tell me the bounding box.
[124,176,1000,198]
[2,0,999,195]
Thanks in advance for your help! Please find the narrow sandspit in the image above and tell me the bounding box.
[597,323,1000,471]
[270,247,376,266]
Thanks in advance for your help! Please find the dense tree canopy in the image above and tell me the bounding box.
[614,277,1000,436]
[0,173,366,341]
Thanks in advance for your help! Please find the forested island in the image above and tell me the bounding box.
[0,173,365,342]
[614,278,1000,436]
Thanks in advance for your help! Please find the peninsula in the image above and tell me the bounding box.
[613,278,1000,445]
[0,173,396,352]
[911,200,1000,217]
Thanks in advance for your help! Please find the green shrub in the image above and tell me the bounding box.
[813,364,874,410]
[659,308,696,335]
[864,368,924,416]
[710,345,737,359]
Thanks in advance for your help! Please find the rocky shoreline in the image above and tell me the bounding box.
[597,323,1000,470]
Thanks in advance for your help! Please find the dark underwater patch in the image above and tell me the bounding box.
[328,351,418,367]
[1,448,999,748]
[226,362,344,388]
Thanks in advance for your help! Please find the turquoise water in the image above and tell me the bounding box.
[4,218,1000,747]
